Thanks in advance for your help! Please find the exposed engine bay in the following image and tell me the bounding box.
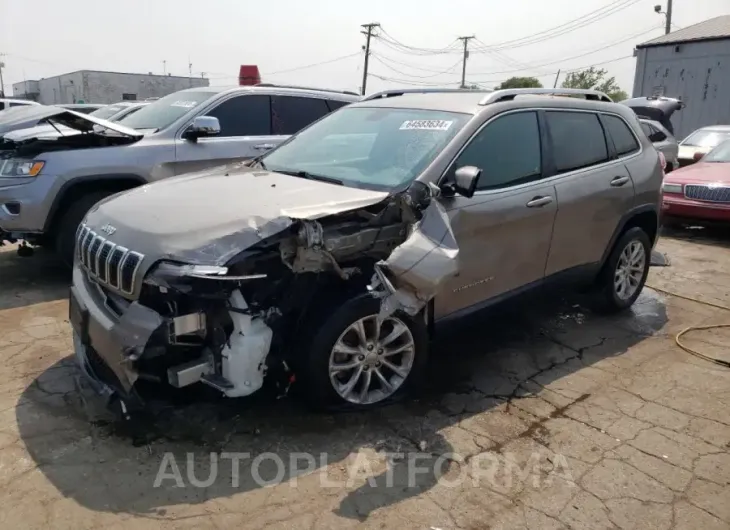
[83,180,459,405]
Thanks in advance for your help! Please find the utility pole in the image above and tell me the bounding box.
[458,36,475,89]
[665,0,673,34]
[553,69,561,88]
[0,54,5,98]
[360,22,380,96]
[163,60,167,75]
[188,58,193,87]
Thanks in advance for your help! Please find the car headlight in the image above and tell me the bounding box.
[662,182,683,194]
[0,159,45,177]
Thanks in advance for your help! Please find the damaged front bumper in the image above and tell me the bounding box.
[69,266,153,407]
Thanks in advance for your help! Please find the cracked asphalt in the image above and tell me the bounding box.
[1,229,730,529]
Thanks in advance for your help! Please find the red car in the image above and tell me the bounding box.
[662,139,730,224]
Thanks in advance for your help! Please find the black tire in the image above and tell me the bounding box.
[54,192,114,267]
[301,294,429,411]
[593,227,651,314]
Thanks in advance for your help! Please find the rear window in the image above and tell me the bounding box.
[603,115,640,156]
[546,111,608,173]
[682,129,730,148]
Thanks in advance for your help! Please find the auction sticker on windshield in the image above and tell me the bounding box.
[400,120,453,131]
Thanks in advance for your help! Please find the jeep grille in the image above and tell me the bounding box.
[75,224,144,295]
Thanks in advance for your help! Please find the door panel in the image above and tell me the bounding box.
[543,110,636,275]
[173,94,286,176]
[546,163,635,275]
[434,183,558,319]
[173,135,287,176]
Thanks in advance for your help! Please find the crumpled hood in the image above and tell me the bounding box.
[84,164,390,267]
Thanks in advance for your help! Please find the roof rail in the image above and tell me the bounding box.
[479,88,613,105]
[364,87,492,101]
[254,83,359,97]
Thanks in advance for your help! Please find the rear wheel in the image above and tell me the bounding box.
[593,227,651,313]
[55,192,114,267]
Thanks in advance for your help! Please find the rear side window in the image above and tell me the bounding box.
[546,111,608,173]
[326,99,350,112]
[648,125,667,143]
[271,96,330,135]
[603,115,640,156]
[207,95,271,136]
[456,111,542,190]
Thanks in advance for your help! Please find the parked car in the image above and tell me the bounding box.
[60,103,106,114]
[0,84,359,263]
[677,126,730,168]
[68,87,662,414]
[0,104,73,136]
[0,98,40,112]
[621,96,683,136]
[88,101,150,122]
[661,139,730,225]
[1,101,153,144]
[639,118,678,172]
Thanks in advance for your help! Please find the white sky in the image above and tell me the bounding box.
[1,0,728,97]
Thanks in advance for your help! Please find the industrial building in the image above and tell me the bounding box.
[12,70,209,105]
[632,15,730,140]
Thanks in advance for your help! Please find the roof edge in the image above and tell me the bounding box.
[636,34,730,49]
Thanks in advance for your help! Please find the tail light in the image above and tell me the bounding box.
[658,151,667,172]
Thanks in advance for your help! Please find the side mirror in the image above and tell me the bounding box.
[183,116,221,141]
[693,151,704,162]
[451,166,481,198]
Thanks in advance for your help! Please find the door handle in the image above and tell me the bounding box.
[611,176,630,187]
[526,196,553,208]
[254,143,275,151]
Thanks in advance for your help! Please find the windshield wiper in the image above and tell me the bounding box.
[277,170,343,186]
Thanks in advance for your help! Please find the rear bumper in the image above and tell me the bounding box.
[662,195,730,222]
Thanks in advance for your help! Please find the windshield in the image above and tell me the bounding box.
[703,140,730,163]
[261,107,470,190]
[118,91,213,130]
[90,104,127,121]
[681,129,730,148]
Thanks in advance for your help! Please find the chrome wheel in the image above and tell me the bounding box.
[328,315,416,405]
[614,240,646,301]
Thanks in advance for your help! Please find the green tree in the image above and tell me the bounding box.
[561,67,627,101]
[497,76,543,89]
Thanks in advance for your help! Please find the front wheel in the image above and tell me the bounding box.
[593,227,651,313]
[55,192,116,267]
[301,295,429,411]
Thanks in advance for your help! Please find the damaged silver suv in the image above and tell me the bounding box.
[69,87,663,412]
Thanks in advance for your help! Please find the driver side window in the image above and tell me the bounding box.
[455,111,542,191]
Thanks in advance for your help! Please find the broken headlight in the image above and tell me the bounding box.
[146,261,267,284]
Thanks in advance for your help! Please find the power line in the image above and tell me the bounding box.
[370,55,462,79]
[264,52,362,76]
[473,0,643,51]
[469,54,636,84]
[371,53,466,74]
[469,25,659,76]
[375,28,461,56]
